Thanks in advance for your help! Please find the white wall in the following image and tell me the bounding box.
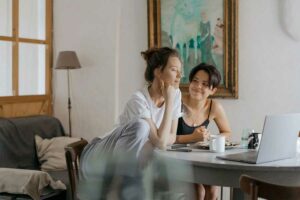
[53,0,300,143]
[210,0,300,141]
[53,0,146,140]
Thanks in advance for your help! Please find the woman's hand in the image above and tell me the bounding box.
[192,126,210,142]
[160,80,176,102]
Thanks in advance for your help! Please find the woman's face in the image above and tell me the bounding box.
[189,70,216,100]
[158,56,182,88]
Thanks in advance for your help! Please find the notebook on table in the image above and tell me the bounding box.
[217,113,300,164]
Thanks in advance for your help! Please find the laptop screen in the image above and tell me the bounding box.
[256,113,300,163]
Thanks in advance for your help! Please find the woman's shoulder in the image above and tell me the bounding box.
[130,87,149,98]
[128,87,150,105]
[211,99,222,108]
[210,99,226,115]
[132,88,145,97]
[122,88,151,113]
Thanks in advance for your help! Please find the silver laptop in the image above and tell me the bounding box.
[217,113,300,164]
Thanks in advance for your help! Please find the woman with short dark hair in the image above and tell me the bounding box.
[176,63,231,200]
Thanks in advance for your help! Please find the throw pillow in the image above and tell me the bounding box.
[35,135,80,171]
[0,168,66,200]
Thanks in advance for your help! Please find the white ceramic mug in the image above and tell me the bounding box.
[209,135,225,153]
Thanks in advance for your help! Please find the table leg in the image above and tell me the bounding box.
[230,187,247,200]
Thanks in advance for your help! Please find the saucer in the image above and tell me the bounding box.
[192,141,239,150]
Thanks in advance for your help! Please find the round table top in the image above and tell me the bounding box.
[155,147,300,187]
[157,147,300,170]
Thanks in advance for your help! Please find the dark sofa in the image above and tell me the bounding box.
[0,115,70,200]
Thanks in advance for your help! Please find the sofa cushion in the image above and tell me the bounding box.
[0,115,66,169]
[0,168,66,200]
[35,135,80,171]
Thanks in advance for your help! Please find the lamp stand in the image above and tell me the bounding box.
[67,69,72,137]
[56,51,81,137]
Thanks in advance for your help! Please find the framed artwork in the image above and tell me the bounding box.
[148,0,238,98]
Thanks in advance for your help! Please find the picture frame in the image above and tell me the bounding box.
[148,0,238,98]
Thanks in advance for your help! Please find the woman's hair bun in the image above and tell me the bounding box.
[141,47,160,62]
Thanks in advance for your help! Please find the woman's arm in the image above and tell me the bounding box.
[147,85,177,149]
[168,119,179,145]
[147,118,178,149]
[176,134,196,144]
[213,101,231,138]
[176,126,209,144]
[147,100,174,149]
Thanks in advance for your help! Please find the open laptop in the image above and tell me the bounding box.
[217,113,300,164]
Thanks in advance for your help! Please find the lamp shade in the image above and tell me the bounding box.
[56,51,81,69]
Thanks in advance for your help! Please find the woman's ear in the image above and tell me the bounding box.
[210,87,218,95]
[154,67,161,79]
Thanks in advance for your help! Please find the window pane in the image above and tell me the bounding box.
[0,0,12,36]
[0,41,13,96]
[19,0,45,40]
[19,43,45,95]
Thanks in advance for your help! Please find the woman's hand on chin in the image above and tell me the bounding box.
[161,80,176,102]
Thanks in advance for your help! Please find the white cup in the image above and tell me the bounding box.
[209,135,225,153]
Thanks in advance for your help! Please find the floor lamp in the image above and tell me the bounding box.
[55,51,81,137]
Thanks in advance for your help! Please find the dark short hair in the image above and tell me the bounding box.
[189,63,221,88]
[141,47,180,83]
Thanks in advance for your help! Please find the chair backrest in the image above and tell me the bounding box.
[65,139,88,200]
[240,175,300,200]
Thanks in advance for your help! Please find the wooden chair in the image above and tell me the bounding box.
[239,174,300,200]
[65,139,88,200]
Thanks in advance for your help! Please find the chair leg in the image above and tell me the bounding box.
[249,182,258,200]
[220,186,223,200]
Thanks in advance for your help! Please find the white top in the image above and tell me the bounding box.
[119,87,182,127]
[101,87,182,138]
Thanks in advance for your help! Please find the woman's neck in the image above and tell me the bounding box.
[148,81,164,107]
[182,95,210,126]
[185,95,208,111]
